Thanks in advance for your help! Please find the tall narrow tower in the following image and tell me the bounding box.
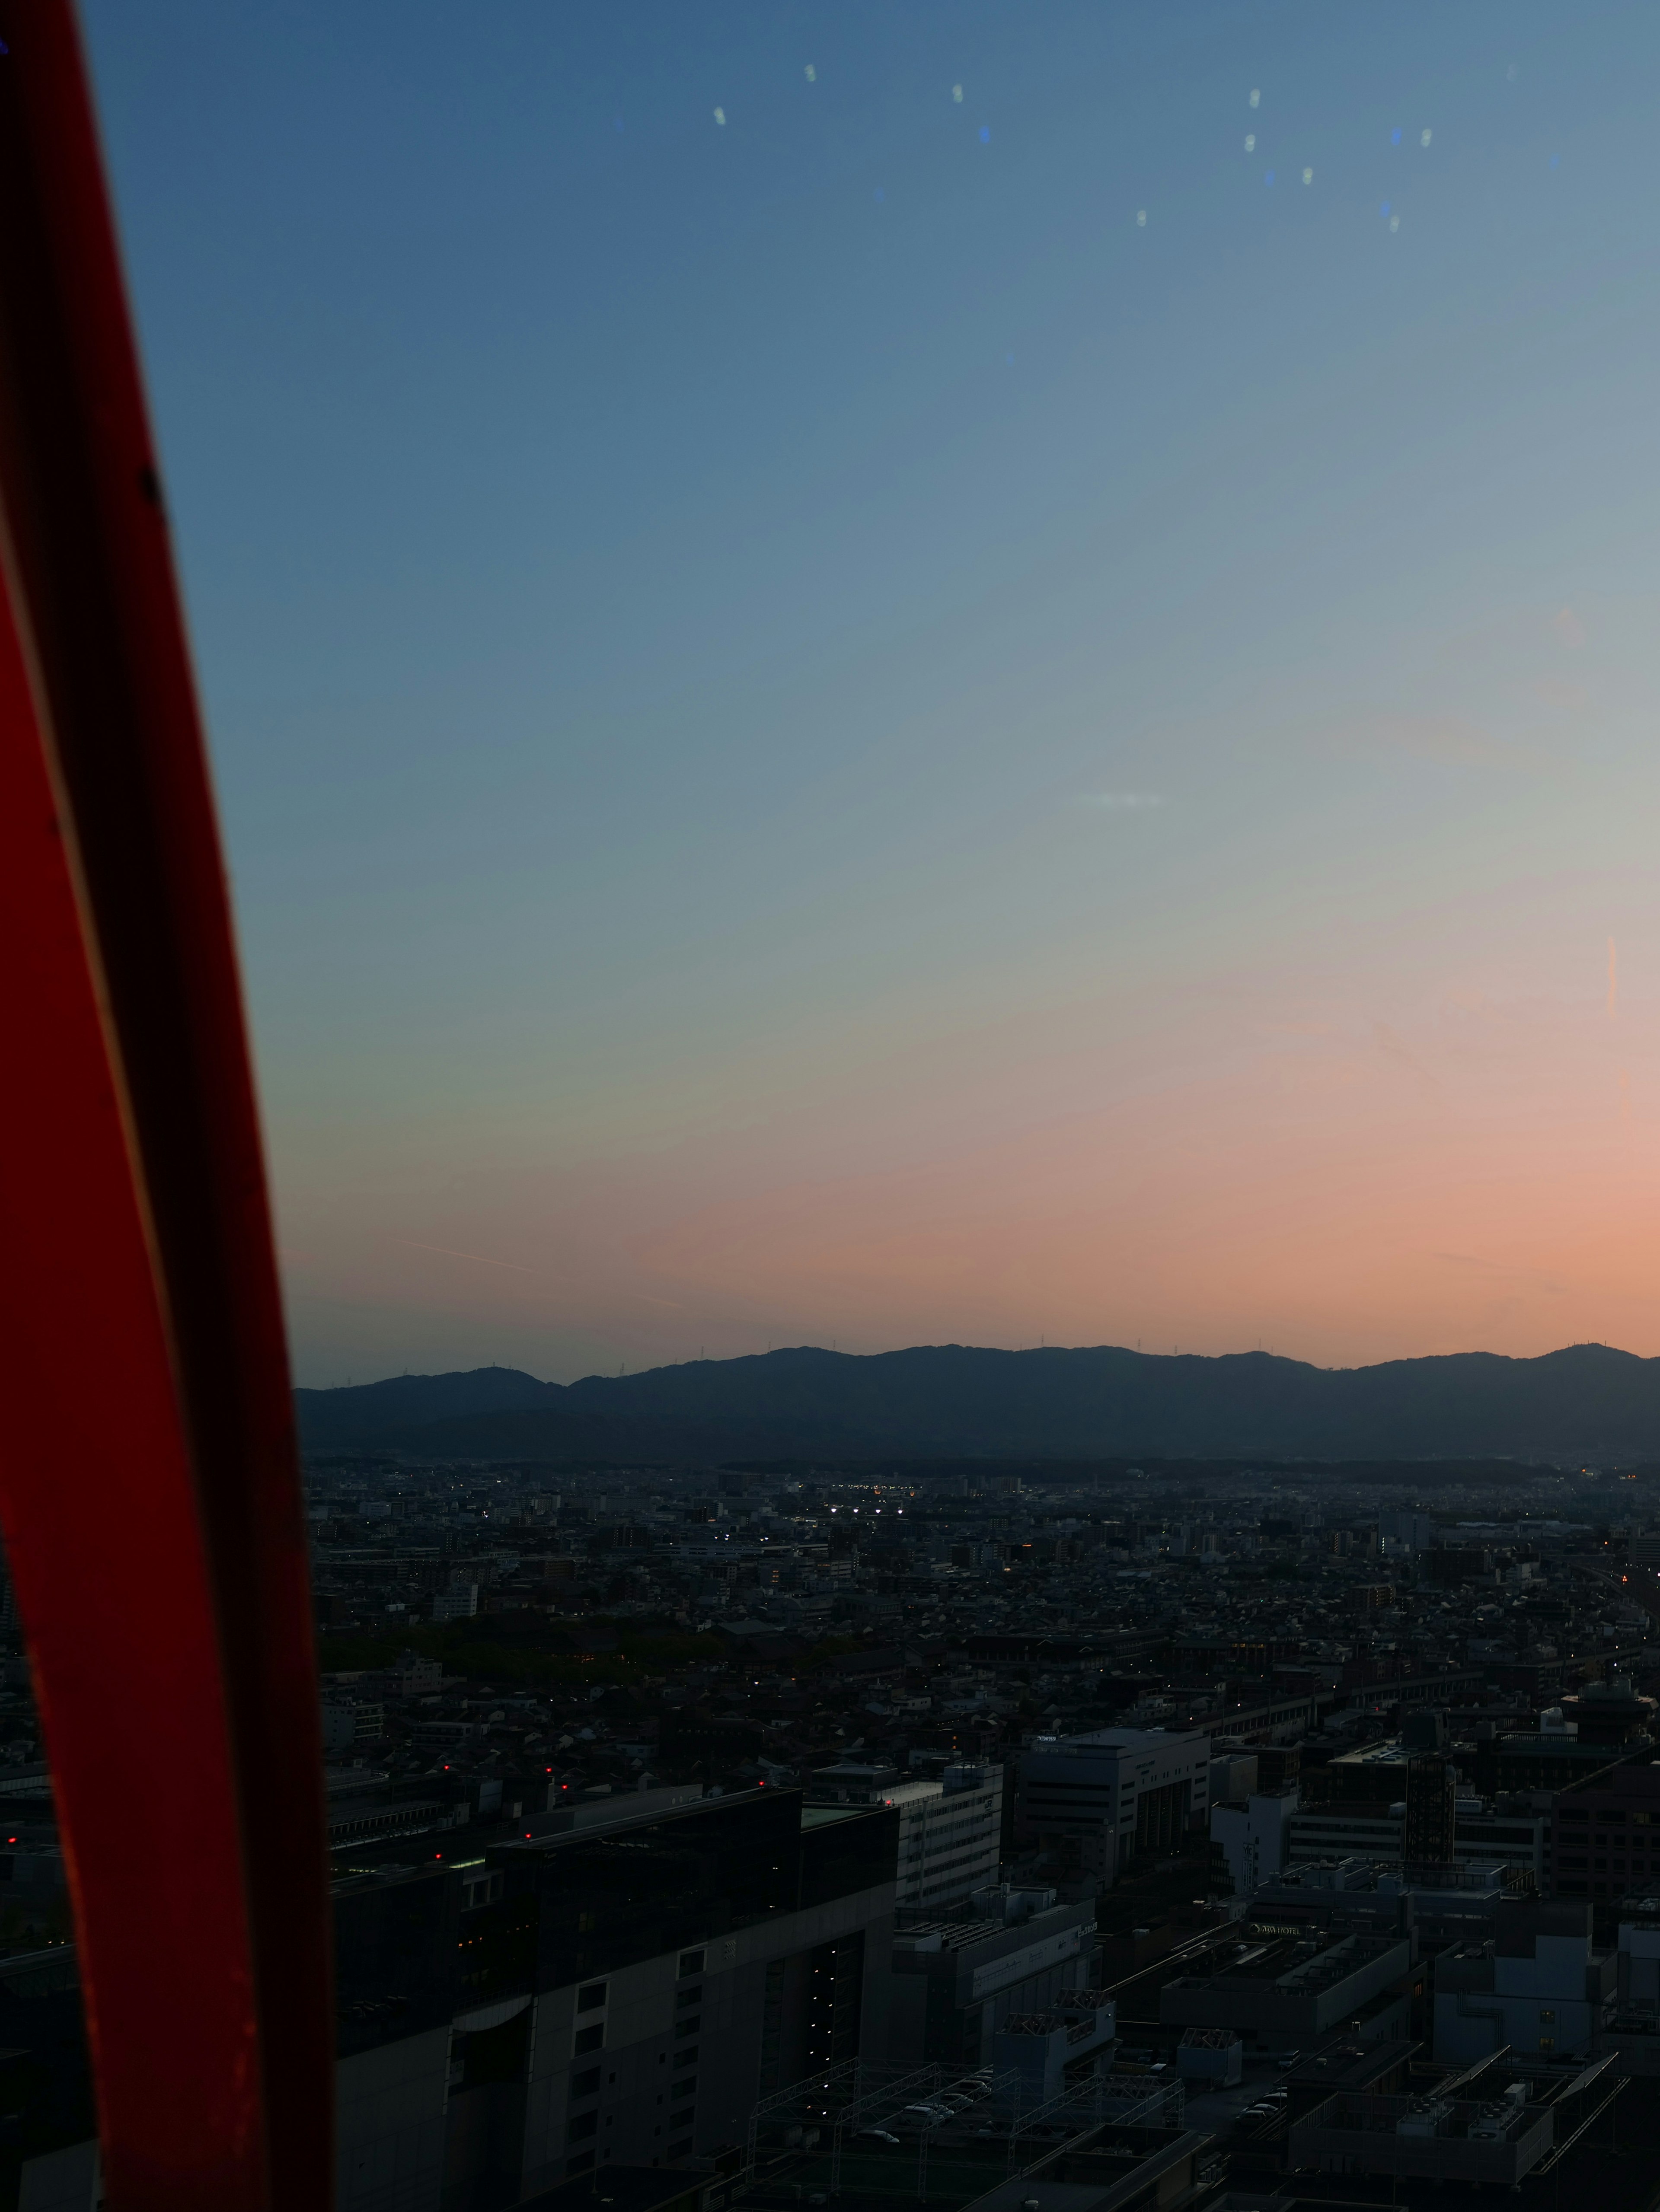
[1404,1752,1458,1871]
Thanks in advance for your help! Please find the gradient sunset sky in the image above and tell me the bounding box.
[83,1,1660,1386]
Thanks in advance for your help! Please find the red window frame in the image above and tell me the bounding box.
[0,5,332,2205]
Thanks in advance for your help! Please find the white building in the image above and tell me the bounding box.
[1211,1788,1299,1896]
[1018,1726,1210,1887]
[1286,1799,1548,1884]
[1209,1750,1259,1804]
[320,1699,385,1753]
[807,1761,1002,1911]
[1433,1901,1615,2063]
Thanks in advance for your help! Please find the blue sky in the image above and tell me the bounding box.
[82,2,1660,1383]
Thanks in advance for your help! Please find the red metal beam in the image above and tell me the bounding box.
[0,6,332,2206]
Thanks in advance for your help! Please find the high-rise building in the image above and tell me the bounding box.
[9,1786,901,2212]
[1404,1753,1458,1870]
[1018,1727,1210,1887]
[805,1760,1002,1912]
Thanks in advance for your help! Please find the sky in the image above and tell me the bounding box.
[80,0,1660,1386]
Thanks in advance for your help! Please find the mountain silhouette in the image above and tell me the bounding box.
[294,1340,1660,1465]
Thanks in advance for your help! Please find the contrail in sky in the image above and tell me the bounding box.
[397,1239,537,1274]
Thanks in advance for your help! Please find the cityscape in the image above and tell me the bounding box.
[5,3,1660,2209]
[0,1378,1658,2209]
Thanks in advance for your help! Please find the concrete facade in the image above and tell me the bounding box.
[1160,1930,1412,2047]
[807,1760,1002,1912]
[1431,1901,1614,2064]
[887,1892,1097,2069]
[1019,1728,1210,1888]
[1210,1789,1298,1897]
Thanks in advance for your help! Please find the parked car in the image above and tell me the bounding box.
[854,2129,900,2146]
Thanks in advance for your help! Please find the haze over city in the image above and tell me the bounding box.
[82,0,1660,1386]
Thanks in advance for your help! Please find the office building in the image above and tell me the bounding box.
[806,1760,1001,1912]
[320,1699,386,1754]
[1286,1796,1546,1887]
[1403,1753,1456,1868]
[1210,1788,1297,1897]
[1018,1727,1209,1887]
[17,1786,901,2212]
[887,1885,1098,2069]
[1159,1925,1413,2048]
[1432,1899,1613,2063]
[1550,1757,1660,1899]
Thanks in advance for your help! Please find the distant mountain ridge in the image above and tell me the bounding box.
[294,1340,1660,1463]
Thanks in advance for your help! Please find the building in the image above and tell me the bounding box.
[1286,1798,1546,1886]
[1210,1788,1297,1897]
[1470,1726,1619,1796]
[1432,1899,1613,2063]
[1617,1897,1660,2008]
[1018,1727,1210,1887]
[1288,1801,1405,1864]
[1175,2027,1242,2084]
[19,1785,903,2212]
[1403,1754,1456,1867]
[1550,1755,1660,1899]
[1452,1800,1548,1886]
[806,1760,1001,1912]
[1159,1926,1413,2048]
[1379,1512,1434,1551]
[1289,2083,1551,2187]
[886,1885,1097,2068]
[992,1989,1116,2103]
[320,1699,386,1754]
[1252,1859,1521,1950]
[1208,1750,1258,1804]
[1556,1675,1657,1747]
[1286,2048,1622,2188]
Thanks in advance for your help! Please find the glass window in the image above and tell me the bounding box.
[577,1983,607,2013]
